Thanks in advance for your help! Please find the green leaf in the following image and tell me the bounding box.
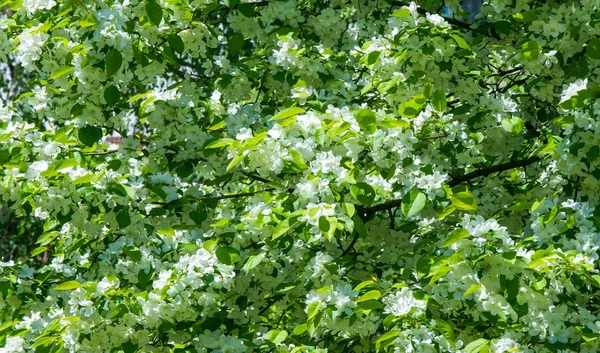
[29,336,57,348]
[543,205,558,224]
[512,11,537,22]
[210,218,230,227]
[450,192,478,211]
[356,290,381,303]
[352,215,367,238]
[189,209,208,225]
[350,183,376,206]
[449,34,471,50]
[353,279,374,291]
[31,246,47,257]
[355,109,377,131]
[80,13,98,28]
[398,95,426,118]
[342,203,355,218]
[264,329,288,344]
[72,174,94,185]
[356,299,384,311]
[586,38,600,59]
[205,138,234,149]
[122,340,138,353]
[226,154,245,172]
[216,246,239,265]
[581,330,600,342]
[431,88,447,112]
[271,107,305,121]
[318,216,330,233]
[116,210,131,228]
[521,40,541,61]
[224,0,239,8]
[506,202,534,211]
[167,34,184,54]
[78,125,102,147]
[465,338,489,353]
[203,239,218,253]
[123,247,142,262]
[127,90,152,103]
[104,85,121,106]
[307,301,321,320]
[54,280,82,291]
[50,66,74,80]
[0,280,13,298]
[137,268,154,288]
[242,255,263,273]
[273,218,294,240]
[229,32,245,55]
[441,228,469,247]
[365,50,380,69]
[288,149,309,170]
[434,318,456,346]
[436,205,456,220]
[293,323,307,335]
[587,145,600,162]
[36,231,60,246]
[55,158,78,171]
[501,117,524,135]
[423,82,433,98]
[401,190,426,218]
[105,48,123,78]
[237,3,254,17]
[375,330,401,343]
[463,283,482,297]
[145,0,163,26]
[0,320,13,333]
[429,265,452,285]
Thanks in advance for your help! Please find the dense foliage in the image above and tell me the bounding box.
[2,0,600,352]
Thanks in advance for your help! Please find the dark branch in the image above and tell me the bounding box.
[209,189,275,201]
[258,295,284,316]
[362,156,544,216]
[84,149,119,156]
[151,189,276,206]
[341,231,361,257]
[447,155,542,187]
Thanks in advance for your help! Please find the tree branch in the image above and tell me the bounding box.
[447,155,542,187]
[362,156,544,215]
[341,231,361,257]
[84,149,119,156]
[208,189,275,201]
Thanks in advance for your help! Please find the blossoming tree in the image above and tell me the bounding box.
[2,0,600,352]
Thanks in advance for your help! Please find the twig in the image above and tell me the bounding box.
[244,172,272,184]
[361,156,544,216]
[447,156,542,187]
[573,176,581,202]
[84,149,119,155]
[498,78,529,94]
[209,189,275,201]
[258,295,284,316]
[341,231,361,257]
[151,189,276,206]
[388,208,396,230]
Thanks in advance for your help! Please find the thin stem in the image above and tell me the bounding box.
[341,231,361,257]
[447,155,542,187]
[84,149,119,155]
